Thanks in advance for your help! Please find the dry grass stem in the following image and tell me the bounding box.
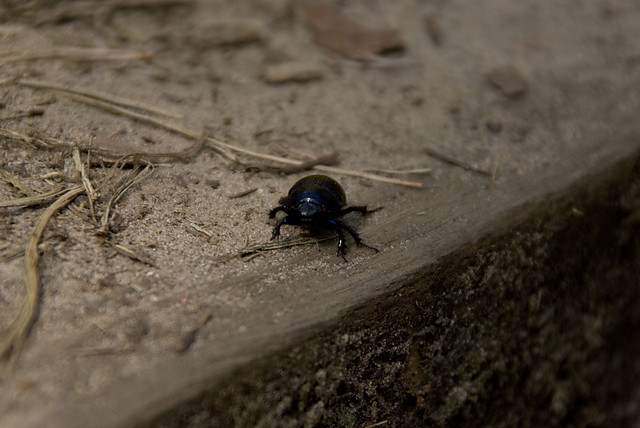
[187,223,214,240]
[239,235,333,258]
[15,79,423,188]
[0,169,36,197]
[0,127,56,150]
[366,167,433,175]
[208,137,424,188]
[307,164,424,187]
[72,346,135,357]
[0,47,152,68]
[0,245,25,262]
[0,185,85,370]
[34,0,193,26]
[491,155,501,182]
[277,152,340,174]
[228,187,258,199]
[1,142,153,367]
[97,163,153,234]
[424,146,492,176]
[0,186,68,209]
[18,79,183,119]
[110,242,155,267]
[0,126,203,166]
[73,147,98,223]
[364,420,389,428]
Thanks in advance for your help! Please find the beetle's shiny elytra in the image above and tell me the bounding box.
[269,174,378,256]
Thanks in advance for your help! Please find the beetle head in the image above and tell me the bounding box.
[296,197,323,217]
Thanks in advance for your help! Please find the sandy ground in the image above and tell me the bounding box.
[1,1,640,426]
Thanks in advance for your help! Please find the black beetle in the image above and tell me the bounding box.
[269,174,378,256]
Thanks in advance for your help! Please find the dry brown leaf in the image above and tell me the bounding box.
[301,2,405,60]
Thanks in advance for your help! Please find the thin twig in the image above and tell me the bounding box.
[0,185,85,370]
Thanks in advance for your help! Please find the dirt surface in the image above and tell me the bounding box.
[1,1,640,427]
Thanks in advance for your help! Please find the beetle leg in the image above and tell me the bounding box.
[336,225,347,255]
[336,205,368,217]
[327,219,347,255]
[271,215,299,240]
[269,205,288,219]
[339,221,379,253]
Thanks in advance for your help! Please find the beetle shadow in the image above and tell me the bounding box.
[306,212,379,259]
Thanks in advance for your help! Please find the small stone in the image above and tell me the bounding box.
[485,120,503,133]
[206,178,221,189]
[487,65,528,97]
[262,62,323,84]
